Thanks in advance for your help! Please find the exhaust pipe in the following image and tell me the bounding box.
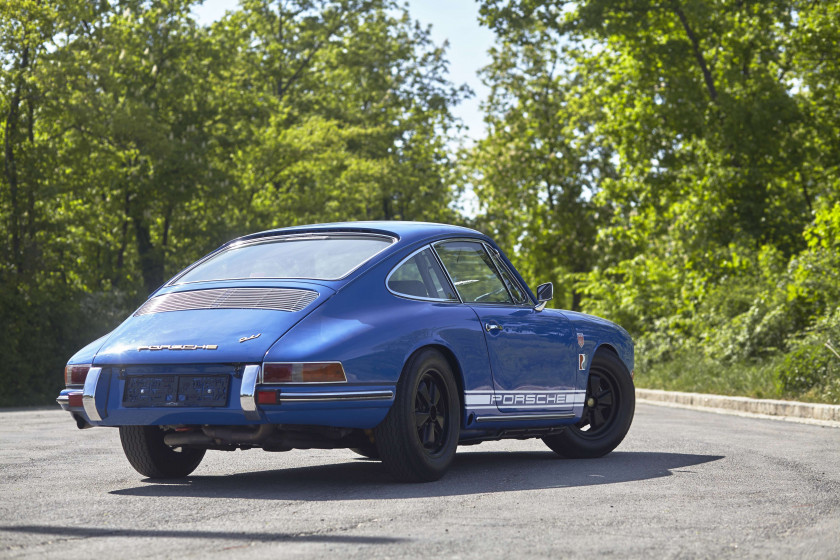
[163,424,352,450]
[163,431,214,446]
[202,424,276,443]
[163,424,277,447]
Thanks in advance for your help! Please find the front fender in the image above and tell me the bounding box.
[561,310,634,387]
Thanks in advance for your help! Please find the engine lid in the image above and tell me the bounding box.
[91,283,335,365]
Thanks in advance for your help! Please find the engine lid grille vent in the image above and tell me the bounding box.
[134,288,319,316]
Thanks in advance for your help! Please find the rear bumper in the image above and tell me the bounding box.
[57,364,394,429]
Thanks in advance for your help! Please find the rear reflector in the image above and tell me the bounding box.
[68,392,84,407]
[256,390,278,404]
[262,362,347,384]
[65,365,91,386]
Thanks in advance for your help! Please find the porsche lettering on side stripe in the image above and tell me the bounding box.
[465,390,586,409]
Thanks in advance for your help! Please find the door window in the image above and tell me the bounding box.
[487,248,529,304]
[434,241,513,304]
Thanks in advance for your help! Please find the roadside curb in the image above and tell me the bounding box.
[636,388,840,428]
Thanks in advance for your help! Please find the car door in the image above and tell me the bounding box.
[433,239,580,416]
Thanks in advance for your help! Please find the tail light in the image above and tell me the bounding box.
[64,364,91,387]
[262,362,347,384]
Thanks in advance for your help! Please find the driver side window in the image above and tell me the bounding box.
[434,240,512,304]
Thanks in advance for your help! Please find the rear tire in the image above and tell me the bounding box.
[543,351,634,458]
[375,349,460,482]
[349,445,380,460]
[119,426,206,478]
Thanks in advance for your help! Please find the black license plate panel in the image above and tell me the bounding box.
[123,375,229,407]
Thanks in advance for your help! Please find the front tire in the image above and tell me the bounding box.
[119,426,206,478]
[543,350,634,458]
[375,349,460,482]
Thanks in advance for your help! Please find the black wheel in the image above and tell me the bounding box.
[349,445,380,460]
[374,348,460,482]
[543,351,634,458]
[119,426,206,478]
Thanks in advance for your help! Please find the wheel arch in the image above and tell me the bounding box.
[595,343,620,358]
[401,343,466,425]
[593,342,633,380]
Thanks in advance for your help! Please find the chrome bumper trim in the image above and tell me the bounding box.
[475,412,575,423]
[240,365,261,420]
[82,367,104,421]
[277,390,394,403]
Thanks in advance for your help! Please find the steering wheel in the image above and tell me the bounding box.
[474,287,507,302]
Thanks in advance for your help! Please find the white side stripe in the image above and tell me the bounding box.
[465,390,586,408]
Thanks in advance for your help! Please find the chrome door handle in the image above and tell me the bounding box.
[485,323,503,332]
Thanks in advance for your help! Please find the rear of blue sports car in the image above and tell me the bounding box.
[57,230,407,476]
[58,222,635,482]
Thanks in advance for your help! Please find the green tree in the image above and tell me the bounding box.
[0,1,113,405]
[0,0,466,405]
[468,20,617,309]
[47,0,234,295]
[214,0,466,235]
[478,1,840,400]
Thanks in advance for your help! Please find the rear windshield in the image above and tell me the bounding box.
[173,234,394,284]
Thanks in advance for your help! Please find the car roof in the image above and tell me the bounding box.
[163,221,528,298]
[237,221,487,246]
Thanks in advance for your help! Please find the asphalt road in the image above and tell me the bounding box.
[1,404,838,559]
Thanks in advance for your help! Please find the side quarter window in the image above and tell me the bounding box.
[387,247,458,301]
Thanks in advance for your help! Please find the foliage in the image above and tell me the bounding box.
[3,0,839,406]
[0,0,465,406]
[474,1,839,402]
[466,22,616,310]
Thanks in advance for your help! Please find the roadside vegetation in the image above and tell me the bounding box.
[472,1,840,404]
[1,1,837,405]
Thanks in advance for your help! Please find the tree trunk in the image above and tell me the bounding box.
[3,46,29,276]
[133,217,164,296]
[671,1,718,103]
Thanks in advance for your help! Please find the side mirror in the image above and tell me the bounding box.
[535,282,553,311]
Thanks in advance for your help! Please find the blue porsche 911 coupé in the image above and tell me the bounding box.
[58,222,635,482]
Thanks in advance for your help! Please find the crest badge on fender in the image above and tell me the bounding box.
[577,332,585,348]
